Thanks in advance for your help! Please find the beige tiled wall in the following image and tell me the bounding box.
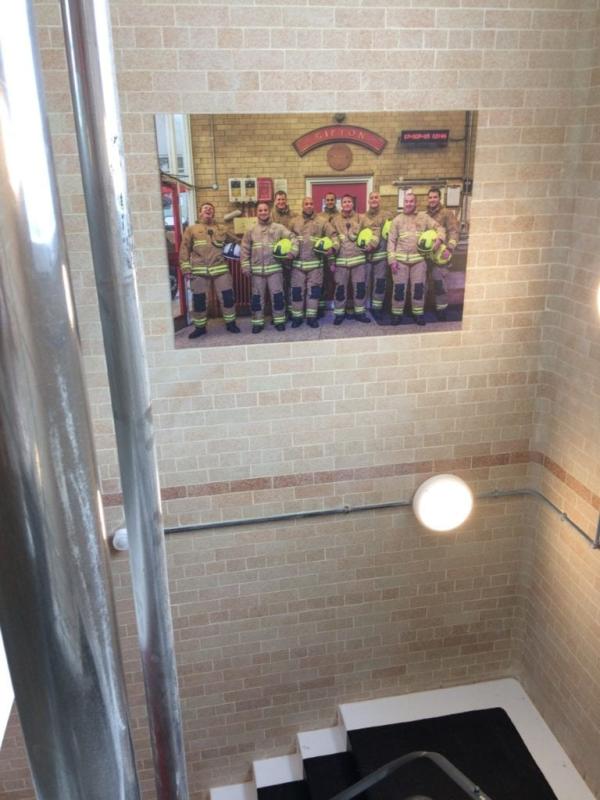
[1,0,599,798]
[521,15,600,798]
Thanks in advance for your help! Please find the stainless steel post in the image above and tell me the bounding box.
[0,2,140,798]
[59,0,189,797]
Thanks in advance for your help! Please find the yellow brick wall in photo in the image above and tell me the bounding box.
[189,111,470,217]
[1,0,599,799]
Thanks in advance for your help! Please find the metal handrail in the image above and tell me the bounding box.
[328,750,492,800]
[155,487,598,550]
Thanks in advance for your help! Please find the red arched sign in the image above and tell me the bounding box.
[293,125,387,156]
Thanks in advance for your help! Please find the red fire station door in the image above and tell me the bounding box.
[310,182,369,309]
[311,182,369,214]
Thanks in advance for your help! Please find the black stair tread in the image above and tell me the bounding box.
[258,780,311,800]
[347,707,558,800]
[303,751,363,800]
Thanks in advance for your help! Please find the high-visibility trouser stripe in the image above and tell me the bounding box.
[372,299,384,309]
[292,260,320,271]
[336,256,364,267]
[436,303,448,311]
[191,316,207,327]
[251,264,282,275]
[306,308,318,317]
[191,263,229,277]
[390,252,423,264]
[223,310,236,321]
[371,252,387,263]
[291,309,304,318]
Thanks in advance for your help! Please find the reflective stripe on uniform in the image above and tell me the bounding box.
[191,263,229,277]
[251,263,282,275]
[292,259,320,271]
[335,255,365,268]
[391,252,424,264]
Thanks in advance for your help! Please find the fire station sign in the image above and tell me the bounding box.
[293,125,387,156]
[400,129,449,148]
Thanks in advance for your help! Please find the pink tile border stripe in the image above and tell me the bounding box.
[102,450,599,512]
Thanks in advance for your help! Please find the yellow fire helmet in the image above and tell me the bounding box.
[431,241,452,266]
[417,228,438,255]
[381,219,392,240]
[313,236,334,254]
[356,227,376,249]
[273,238,293,258]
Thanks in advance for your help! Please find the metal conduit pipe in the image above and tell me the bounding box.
[151,489,598,550]
[58,0,189,797]
[0,2,140,798]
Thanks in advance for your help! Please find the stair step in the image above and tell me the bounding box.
[257,781,311,800]
[303,752,362,800]
[347,708,558,800]
[254,753,304,789]
[297,725,347,760]
[211,680,595,800]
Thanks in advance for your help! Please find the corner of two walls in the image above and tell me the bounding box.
[516,29,600,798]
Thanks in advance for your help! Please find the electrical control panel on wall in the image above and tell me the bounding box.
[228,178,242,203]
[244,178,257,203]
[229,177,259,202]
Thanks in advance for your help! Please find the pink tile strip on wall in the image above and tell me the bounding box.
[102,450,599,512]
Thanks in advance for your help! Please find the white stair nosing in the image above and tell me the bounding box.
[339,677,520,731]
[253,752,304,788]
[210,782,257,800]
[297,724,347,760]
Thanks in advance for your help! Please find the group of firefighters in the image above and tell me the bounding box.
[178,186,460,338]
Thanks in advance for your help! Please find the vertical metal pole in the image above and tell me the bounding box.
[0,2,140,798]
[59,0,189,797]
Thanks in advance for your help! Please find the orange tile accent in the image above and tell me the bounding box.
[101,451,600,515]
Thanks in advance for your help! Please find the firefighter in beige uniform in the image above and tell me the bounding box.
[425,187,459,321]
[360,191,393,319]
[316,192,340,318]
[271,191,294,227]
[288,197,330,329]
[271,191,295,317]
[179,202,241,338]
[386,191,443,326]
[241,201,298,333]
[325,194,375,325]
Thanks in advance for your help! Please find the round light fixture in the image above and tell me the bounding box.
[412,474,473,532]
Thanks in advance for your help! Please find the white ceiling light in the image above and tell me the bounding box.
[412,474,474,532]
